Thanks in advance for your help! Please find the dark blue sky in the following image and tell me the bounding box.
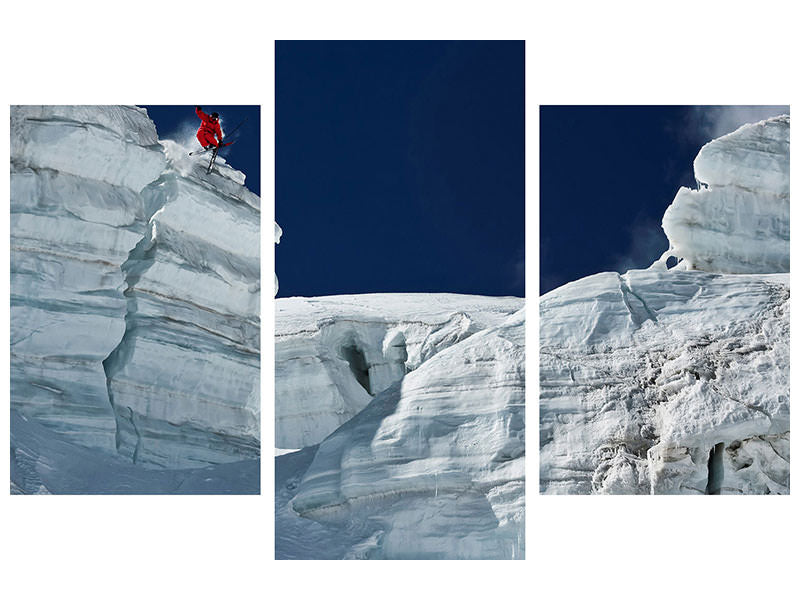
[276,41,524,298]
[142,105,261,195]
[540,105,789,295]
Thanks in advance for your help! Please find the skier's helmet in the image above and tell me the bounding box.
[211,112,219,119]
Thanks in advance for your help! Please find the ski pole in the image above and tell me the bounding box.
[221,116,249,142]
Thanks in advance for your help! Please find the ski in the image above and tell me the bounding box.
[188,141,234,156]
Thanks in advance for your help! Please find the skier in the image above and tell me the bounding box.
[195,106,223,150]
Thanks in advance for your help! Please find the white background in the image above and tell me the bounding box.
[2,0,797,597]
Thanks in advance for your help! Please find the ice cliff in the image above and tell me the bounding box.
[662,115,789,273]
[276,294,525,559]
[10,105,260,493]
[540,115,789,495]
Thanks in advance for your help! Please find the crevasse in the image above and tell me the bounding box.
[102,198,164,462]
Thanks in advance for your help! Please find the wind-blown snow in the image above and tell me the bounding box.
[10,105,260,492]
[276,294,525,558]
[540,115,790,495]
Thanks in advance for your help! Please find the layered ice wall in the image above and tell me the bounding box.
[662,116,789,273]
[540,115,789,495]
[104,142,260,469]
[11,106,167,451]
[11,106,260,492]
[276,294,522,448]
[276,295,525,558]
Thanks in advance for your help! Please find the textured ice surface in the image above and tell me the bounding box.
[276,293,523,448]
[540,270,788,494]
[104,144,260,469]
[540,115,790,495]
[276,295,524,559]
[10,105,260,492]
[662,115,789,274]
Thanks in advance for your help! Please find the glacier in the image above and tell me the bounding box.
[276,294,525,559]
[540,115,789,495]
[10,105,260,493]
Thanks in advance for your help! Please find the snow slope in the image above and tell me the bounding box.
[10,106,260,493]
[276,295,525,559]
[540,115,790,495]
[11,410,258,494]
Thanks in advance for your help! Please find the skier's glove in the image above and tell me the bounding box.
[196,106,202,111]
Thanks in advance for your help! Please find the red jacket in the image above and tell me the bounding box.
[196,107,222,139]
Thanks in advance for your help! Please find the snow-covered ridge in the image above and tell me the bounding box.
[540,115,790,495]
[11,105,260,492]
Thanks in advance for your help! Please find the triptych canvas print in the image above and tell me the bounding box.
[7,40,790,564]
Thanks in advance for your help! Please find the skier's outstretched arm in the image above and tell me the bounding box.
[196,106,210,122]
